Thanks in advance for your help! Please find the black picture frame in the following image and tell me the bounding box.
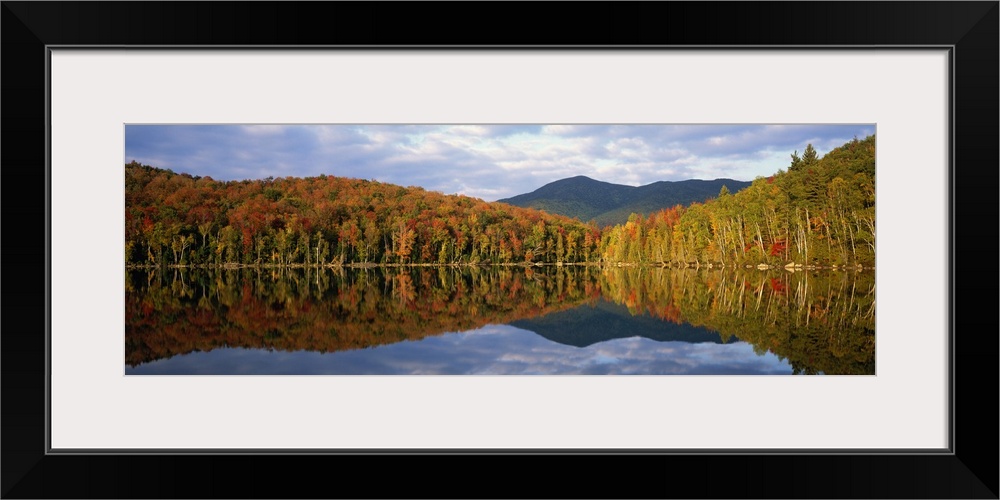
[3,2,996,498]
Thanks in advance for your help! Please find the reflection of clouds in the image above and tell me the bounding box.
[127,325,792,376]
[125,124,874,202]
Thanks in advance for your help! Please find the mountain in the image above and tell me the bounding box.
[498,176,752,227]
[509,298,733,348]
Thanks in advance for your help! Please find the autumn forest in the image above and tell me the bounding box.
[125,135,875,270]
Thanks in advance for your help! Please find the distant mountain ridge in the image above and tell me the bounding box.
[498,175,752,226]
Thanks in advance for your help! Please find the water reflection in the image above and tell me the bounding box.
[127,324,793,375]
[125,266,874,375]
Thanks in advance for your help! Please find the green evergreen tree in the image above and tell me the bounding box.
[801,143,818,166]
[789,150,802,171]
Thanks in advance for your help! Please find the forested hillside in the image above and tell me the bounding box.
[125,163,601,267]
[599,135,876,267]
[126,134,874,268]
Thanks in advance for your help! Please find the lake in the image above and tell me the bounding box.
[125,265,875,375]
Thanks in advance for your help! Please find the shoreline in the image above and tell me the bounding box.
[126,261,874,271]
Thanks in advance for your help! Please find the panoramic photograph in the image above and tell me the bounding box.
[124,124,876,375]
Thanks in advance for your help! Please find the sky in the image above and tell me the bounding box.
[125,124,874,202]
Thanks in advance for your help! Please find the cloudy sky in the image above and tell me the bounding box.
[125,124,874,201]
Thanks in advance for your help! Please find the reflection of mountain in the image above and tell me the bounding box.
[125,267,597,367]
[126,265,875,374]
[511,298,730,347]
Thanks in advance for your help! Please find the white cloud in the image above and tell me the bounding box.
[240,124,287,135]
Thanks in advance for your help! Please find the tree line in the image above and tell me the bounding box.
[125,135,875,268]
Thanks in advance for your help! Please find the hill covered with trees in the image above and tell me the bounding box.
[125,134,875,269]
[599,135,876,267]
[498,176,751,227]
[126,162,603,267]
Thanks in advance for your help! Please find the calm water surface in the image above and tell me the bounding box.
[125,266,875,375]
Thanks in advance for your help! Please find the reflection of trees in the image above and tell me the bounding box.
[126,266,875,375]
[125,266,602,367]
[595,267,876,375]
